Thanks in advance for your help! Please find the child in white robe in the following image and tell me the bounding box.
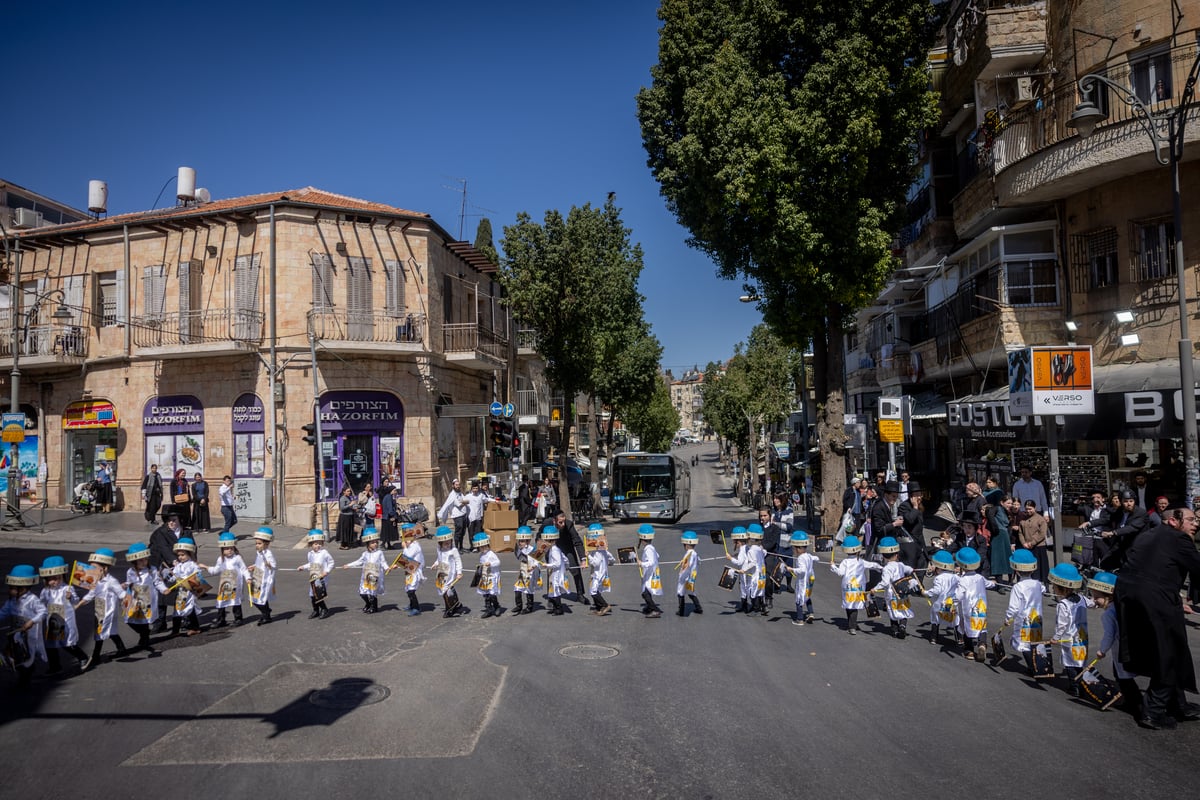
[400,523,425,616]
[1003,549,1044,673]
[746,524,768,616]
[586,523,615,616]
[200,532,247,627]
[162,538,204,636]
[75,548,130,668]
[925,550,960,646]
[124,542,169,652]
[474,532,502,618]
[636,524,663,618]
[2,565,48,686]
[512,526,537,615]
[542,526,569,616]
[676,530,701,616]
[784,532,820,626]
[1049,563,1090,695]
[875,537,916,639]
[725,527,751,614]
[38,556,88,674]
[433,526,464,618]
[343,527,391,614]
[830,535,882,635]
[295,530,335,620]
[247,527,277,625]
[954,546,995,661]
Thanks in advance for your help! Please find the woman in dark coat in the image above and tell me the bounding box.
[983,481,1012,586]
[190,472,211,532]
[335,485,358,549]
[380,484,399,549]
[168,469,191,529]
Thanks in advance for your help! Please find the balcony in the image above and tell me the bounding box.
[515,387,549,427]
[946,1,1047,88]
[516,328,539,356]
[133,308,263,359]
[307,309,426,356]
[993,37,1200,204]
[442,322,507,370]
[0,317,89,369]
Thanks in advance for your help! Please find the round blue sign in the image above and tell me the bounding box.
[503,403,515,418]
[489,401,503,417]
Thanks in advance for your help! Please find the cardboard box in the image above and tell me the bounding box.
[484,509,519,530]
[489,529,517,553]
[490,499,510,511]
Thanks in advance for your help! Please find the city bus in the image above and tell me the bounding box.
[608,452,691,523]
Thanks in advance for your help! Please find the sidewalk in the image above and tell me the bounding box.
[0,508,312,550]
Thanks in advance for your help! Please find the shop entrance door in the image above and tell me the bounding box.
[340,435,375,495]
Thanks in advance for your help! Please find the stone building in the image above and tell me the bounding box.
[669,369,704,435]
[846,0,1200,509]
[4,185,547,526]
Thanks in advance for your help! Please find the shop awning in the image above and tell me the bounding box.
[910,390,949,420]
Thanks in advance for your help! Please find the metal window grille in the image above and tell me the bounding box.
[1069,228,1118,292]
[1129,218,1176,282]
[1005,259,1059,306]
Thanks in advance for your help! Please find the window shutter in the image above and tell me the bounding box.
[143,265,166,317]
[63,274,85,325]
[311,253,334,310]
[384,259,405,317]
[235,254,261,311]
[346,257,373,339]
[115,269,127,325]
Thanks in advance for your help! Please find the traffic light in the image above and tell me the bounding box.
[490,419,519,458]
[301,422,317,446]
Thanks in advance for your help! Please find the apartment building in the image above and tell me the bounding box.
[3,183,551,525]
[847,0,1200,509]
[669,368,705,435]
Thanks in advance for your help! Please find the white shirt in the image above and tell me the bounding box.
[466,491,490,523]
[219,482,234,507]
[438,489,468,521]
[1013,477,1048,515]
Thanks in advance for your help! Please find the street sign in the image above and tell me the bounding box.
[489,401,503,417]
[503,403,515,419]
[1030,345,1094,415]
[878,419,904,443]
[1,413,25,443]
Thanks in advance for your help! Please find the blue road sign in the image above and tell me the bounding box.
[503,403,515,419]
[489,401,503,417]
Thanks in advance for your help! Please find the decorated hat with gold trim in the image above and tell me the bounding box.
[747,523,764,540]
[841,535,863,554]
[681,530,699,545]
[1086,570,1117,594]
[931,549,956,570]
[253,526,275,542]
[434,525,454,543]
[730,526,748,541]
[38,555,70,578]
[6,564,38,587]
[218,532,237,547]
[1009,549,1038,573]
[1049,563,1083,590]
[515,525,534,541]
[361,527,381,543]
[877,536,900,555]
[173,538,197,554]
[89,547,117,566]
[636,523,655,540]
[126,542,152,562]
[541,525,560,541]
[472,532,491,548]
[305,529,327,544]
[955,547,981,569]
[790,531,810,548]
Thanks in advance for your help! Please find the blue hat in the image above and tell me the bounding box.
[1049,563,1083,590]
[877,536,900,554]
[587,522,604,531]
[362,526,377,537]
[39,555,70,577]
[126,542,152,562]
[305,529,326,544]
[730,526,748,540]
[218,532,237,546]
[1087,571,1117,593]
[841,534,862,554]
[253,527,275,542]
[516,526,533,540]
[790,531,810,547]
[955,547,981,569]
[89,547,117,565]
[931,550,956,569]
[362,528,381,543]
[637,524,655,540]
[6,564,38,586]
[1009,549,1038,573]
[541,525,560,540]
[747,523,764,535]
[681,530,699,544]
[435,526,454,542]
[472,532,491,546]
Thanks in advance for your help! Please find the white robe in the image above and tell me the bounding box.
[1004,578,1044,652]
[0,591,47,666]
[830,557,881,610]
[955,572,993,640]
[402,540,425,590]
[786,552,820,608]
[435,547,462,597]
[40,584,81,648]
[747,544,766,598]
[879,560,915,620]
[124,567,169,626]
[515,543,540,594]
[208,554,248,609]
[165,561,202,617]
[588,549,614,595]
[730,544,750,598]
[927,571,959,628]
[1055,594,1089,668]
[546,545,568,598]
[81,573,128,639]
[305,549,336,598]
[476,551,501,596]
[676,549,698,596]
[639,544,662,596]
[247,548,277,605]
[345,549,390,596]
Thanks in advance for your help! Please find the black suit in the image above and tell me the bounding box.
[140,471,163,523]
[1099,506,1150,570]
[1116,523,1200,718]
[149,522,182,622]
[517,483,534,526]
[897,500,927,569]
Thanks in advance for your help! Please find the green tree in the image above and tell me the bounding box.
[500,195,647,515]
[637,0,940,532]
[620,374,679,453]
[473,218,498,264]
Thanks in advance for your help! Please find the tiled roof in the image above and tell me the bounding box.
[14,186,431,238]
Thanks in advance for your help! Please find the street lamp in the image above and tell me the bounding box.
[1067,49,1200,503]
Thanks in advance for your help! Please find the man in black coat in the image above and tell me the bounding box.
[547,510,588,605]
[1116,508,1200,729]
[148,513,185,632]
[517,476,535,527]
[140,464,163,524]
[757,508,786,604]
[897,480,928,569]
[1099,490,1150,571]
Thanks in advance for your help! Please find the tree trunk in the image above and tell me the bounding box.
[588,396,601,517]
[558,397,574,522]
[813,307,848,535]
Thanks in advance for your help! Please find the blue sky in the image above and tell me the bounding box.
[6,0,761,373]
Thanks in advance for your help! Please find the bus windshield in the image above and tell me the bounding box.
[613,458,673,499]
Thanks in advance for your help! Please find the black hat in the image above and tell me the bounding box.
[1118,489,1135,501]
[959,509,982,526]
[906,480,921,494]
[883,480,901,494]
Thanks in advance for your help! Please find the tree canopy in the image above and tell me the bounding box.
[619,373,679,453]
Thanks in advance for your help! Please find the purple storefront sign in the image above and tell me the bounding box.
[318,391,404,431]
[232,393,265,433]
[143,395,204,433]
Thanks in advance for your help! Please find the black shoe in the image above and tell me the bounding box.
[1138,713,1178,731]
[257,615,272,626]
[309,608,321,619]
[317,606,329,620]
[1174,702,1200,722]
[677,598,686,617]
[481,600,495,619]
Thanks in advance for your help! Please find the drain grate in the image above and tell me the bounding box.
[559,644,620,660]
[308,679,391,709]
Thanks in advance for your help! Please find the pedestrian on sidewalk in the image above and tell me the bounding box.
[219,475,237,534]
[191,472,211,532]
[140,464,163,524]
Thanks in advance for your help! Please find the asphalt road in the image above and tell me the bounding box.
[2,442,1198,798]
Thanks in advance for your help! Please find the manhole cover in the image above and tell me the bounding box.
[308,679,391,709]
[559,644,620,660]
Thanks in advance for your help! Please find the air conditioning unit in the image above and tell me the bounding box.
[12,208,43,229]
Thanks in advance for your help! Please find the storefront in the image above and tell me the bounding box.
[0,403,40,501]
[232,393,266,478]
[317,390,405,499]
[143,395,205,477]
[62,399,119,503]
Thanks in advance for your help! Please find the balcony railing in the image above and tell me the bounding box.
[926,268,999,363]
[516,328,539,353]
[0,319,89,361]
[133,308,264,348]
[516,387,548,418]
[308,308,425,344]
[442,322,507,361]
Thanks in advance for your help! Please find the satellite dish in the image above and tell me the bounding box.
[195,187,211,203]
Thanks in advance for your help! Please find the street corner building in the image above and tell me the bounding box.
[1,181,553,526]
